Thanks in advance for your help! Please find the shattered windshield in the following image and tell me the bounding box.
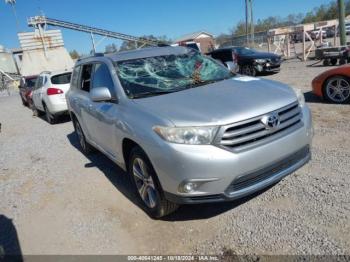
[115,50,234,98]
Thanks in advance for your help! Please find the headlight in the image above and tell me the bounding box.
[153,126,218,145]
[255,59,267,63]
[293,88,305,107]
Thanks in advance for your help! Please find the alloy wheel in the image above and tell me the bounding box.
[326,77,350,103]
[242,65,255,76]
[132,157,158,209]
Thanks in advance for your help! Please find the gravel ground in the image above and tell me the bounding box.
[0,59,349,255]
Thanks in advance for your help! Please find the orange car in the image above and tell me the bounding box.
[312,65,350,104]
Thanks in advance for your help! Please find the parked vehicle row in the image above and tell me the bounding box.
[19,70,72,123]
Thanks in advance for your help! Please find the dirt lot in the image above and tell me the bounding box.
[0,59,349,255]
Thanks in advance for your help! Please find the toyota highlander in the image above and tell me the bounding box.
[66,46,313,218]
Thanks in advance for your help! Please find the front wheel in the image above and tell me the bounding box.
[240,65,256,76]
[323,76,350,104]
[129,147,178,218]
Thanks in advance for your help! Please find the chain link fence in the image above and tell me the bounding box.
[217,31,269,50]
[0,72,20,96]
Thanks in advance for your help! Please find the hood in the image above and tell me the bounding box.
[243,52,280,60]
[132,76,298,126]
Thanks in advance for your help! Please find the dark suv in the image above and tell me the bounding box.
[208,47,282,76]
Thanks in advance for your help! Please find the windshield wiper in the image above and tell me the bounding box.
[130,89,181,99]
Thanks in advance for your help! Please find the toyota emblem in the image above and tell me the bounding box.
[261,113,280,130]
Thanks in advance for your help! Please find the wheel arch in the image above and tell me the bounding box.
[122,138,150,172]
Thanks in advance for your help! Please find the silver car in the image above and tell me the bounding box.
[66,47,313,218]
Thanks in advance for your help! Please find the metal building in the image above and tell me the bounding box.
[17,29,73,76]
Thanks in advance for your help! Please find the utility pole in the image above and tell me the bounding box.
[338,0,346,46]
[249,0,254,46]
[245,0,249,45]
[5,0,20,32]
[245,0,254,46]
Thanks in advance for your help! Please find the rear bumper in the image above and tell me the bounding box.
[164,146,311,204]
[45,96,68,115]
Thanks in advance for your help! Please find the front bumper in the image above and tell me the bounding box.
[164,145,310,204]
[255,63,281,73]
[147,106,313,204]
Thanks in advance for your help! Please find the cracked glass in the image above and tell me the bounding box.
[115,50,234,98]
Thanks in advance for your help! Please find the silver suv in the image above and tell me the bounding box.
[66,47,313,218]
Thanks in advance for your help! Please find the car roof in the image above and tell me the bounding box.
[104,46,190,62]
[211,46,244,52]
[24,75,38,79]
[40,69,72,76]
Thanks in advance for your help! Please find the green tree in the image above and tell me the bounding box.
[69,50,80,59]
[104,43,118,54]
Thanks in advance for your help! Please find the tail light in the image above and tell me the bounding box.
[232,51,238,63]
[47,87,64,96]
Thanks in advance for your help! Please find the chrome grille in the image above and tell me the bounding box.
[216,102,303,152]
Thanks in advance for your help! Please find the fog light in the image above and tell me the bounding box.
[183,182,197,193]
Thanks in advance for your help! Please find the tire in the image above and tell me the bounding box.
[330,58,338,66]
[323,59,330,66]
[31,104,40,117]
[323,76,350,104]
[21,97,28,106]
[241,65,256,76]
[73,119,94,155]
[128,147,178,218]
[43,104,56,124]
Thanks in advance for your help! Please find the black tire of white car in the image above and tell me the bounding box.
[128,147,179,218]
[43,104,56,124]
[74,119,94,155]
[323,76,350,104]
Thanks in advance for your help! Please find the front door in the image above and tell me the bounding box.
[87,62,119,159]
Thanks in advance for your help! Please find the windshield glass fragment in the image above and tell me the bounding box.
[115,50,233,98]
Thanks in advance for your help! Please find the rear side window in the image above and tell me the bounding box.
[26,77,37,88]
[51,73,71,85]
[70,66,81,90]
[34,76,43,90]
[92,63,115,97]
[80,64,93,92]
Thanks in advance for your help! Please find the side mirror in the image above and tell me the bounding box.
[90,87,112,102]
[225,61,238,73]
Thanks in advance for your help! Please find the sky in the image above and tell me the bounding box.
[0,0,333,54]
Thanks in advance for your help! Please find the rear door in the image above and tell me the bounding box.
[76,64,95,142]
